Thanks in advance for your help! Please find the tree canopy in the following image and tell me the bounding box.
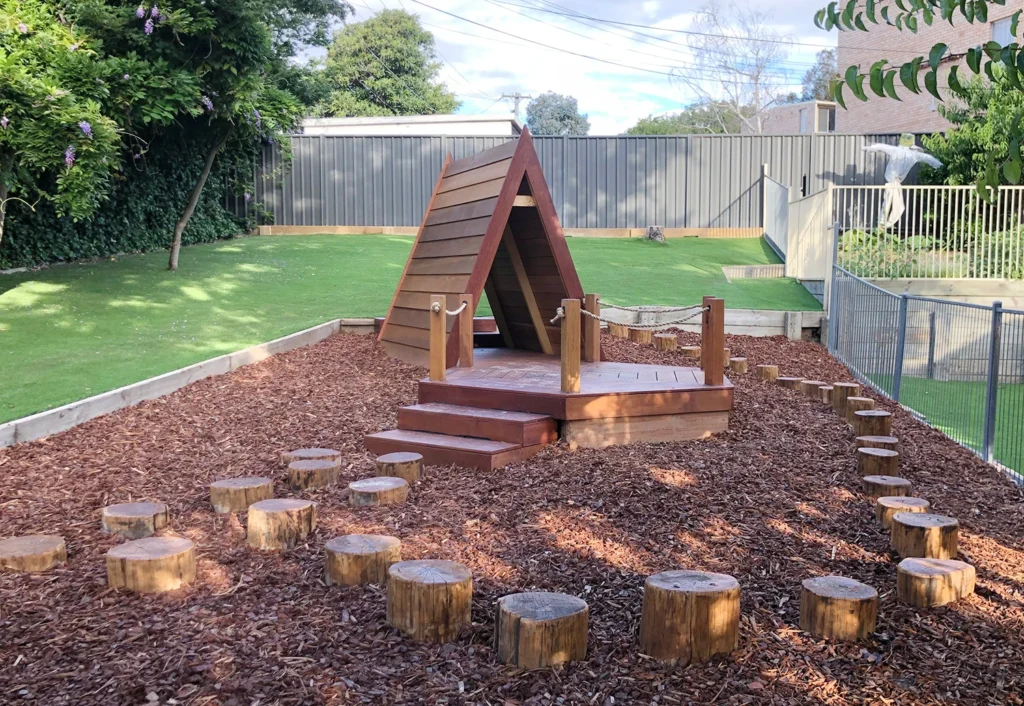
[624,102,743,135]
[802,49,838,102]
[525,92,590,136]
[316,9,459,117]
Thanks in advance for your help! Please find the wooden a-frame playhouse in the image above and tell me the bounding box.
[377,128,583,367]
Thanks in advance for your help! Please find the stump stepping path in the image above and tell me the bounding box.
[858,447,899,476]
[862,475,911,500]
[654,333,677,351]
[349,477,409,506]
[0,535,67,573]
[845,397,875,424]
[891,512,959,559]
[608,323,628,338]
[375,452,423,484]
[897,558,975,607]
[210,477,274,513]
[681,345,701,359]
[818,385,833,404]
[756,364,779,381]
[639,570,740,665]
[856,435,899,452]
[628,328,653,345]
[106,536,196,593]
[247,499,317,551]
[777,376,804,390]
[800,575,878,641]
[799,380,826,398]
[729,357,748,373]
[288,459,341,490]
[281,448,343,465]
[854,410,892,437]
[325,534,401,586]
[495,592,589,668]
[831,382,861,414]
[101,502,169,539]
[387,560,473,643]
[875,496,931,529]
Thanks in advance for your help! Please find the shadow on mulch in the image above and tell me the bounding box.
[2,331,1023,705]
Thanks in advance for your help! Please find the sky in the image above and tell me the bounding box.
[342,0,841,135]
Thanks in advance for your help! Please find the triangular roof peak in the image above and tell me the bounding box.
[378,128,585,367]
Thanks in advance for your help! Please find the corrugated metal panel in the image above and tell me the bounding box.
[246,133,900,230]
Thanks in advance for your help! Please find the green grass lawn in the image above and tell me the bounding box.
[0,234,820,424]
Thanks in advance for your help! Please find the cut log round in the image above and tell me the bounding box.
[387,559,473,643]
[777,376,804,390]
[799,380,826,398]
[638,570,741,666]
[0,535,67,573]
[288,459,341,490]
[854,410,892,437]
[495,592,589,668]
[897,558,976,607]
[729,357,748,373]
[756,364,779,382]
[891,512,959,559]
[348,477,410,507]
[845,397,875,424]
[629,328,653,345]
[831,382,862,415]
[209,477,274,513]
[608,323,629,338]
[819,385,834,404]
[106,536,196,593]
[654,333,677,351]
[101,502,169,539]
[247,499,317,551]
[862,475,912,500]
[681,345,702,359]
[281,447,342,465]
[856,435,899,452]
[857,447,899,477]
[375,452,423,484]
[324,534,401,586]
[722,348,731,366]
[876,496,931,529]
[799,575,877,641]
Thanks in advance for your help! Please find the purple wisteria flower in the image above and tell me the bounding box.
[79,121,93,138]
[17,23,28,33]
[1,116,8,129]
[244,193,252,202]
[136,6,145,17]
[253,108,262,129]
[158,13,167,21]
[144,18,154,34]
[200,95,214,112]
[123,73,131,80]
[150,5,159,17]
[69,43,79,52]
[64,145,76,167]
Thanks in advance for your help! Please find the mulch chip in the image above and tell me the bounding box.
[2,331,1023,705]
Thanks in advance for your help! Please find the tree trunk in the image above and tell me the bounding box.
[169,129,233,271]
[0,150,15,249]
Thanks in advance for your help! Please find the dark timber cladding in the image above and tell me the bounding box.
[378,129,585,367]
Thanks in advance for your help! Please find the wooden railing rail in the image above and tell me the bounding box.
[429,293,474,381]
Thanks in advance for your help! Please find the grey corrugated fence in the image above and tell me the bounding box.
[234,133,905,231]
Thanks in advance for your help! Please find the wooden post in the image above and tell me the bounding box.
[561,298,581,393]
[891,512,959,559]
[897,558,975,607]
[387,560,473,643]
[800,576,877,641]
[583,294,601,362]
[458,293,474,368]
[495,592,589,668]
[701,297,725,387]
[429,294,446,381]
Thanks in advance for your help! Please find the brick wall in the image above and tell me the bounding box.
[752,101,836,135]
[836,1,1024,133]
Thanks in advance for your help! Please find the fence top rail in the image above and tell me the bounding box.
[790,188,829,206]
[833,184,1024,192]
[765,174,787,189]
[903,293,1002,312]
[834,266,902,298]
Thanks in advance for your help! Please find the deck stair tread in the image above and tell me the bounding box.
[401,403,551,423]
[366,429,521,454]
[397,403,558,446]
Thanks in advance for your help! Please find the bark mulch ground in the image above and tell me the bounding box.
[2,331,1023,706]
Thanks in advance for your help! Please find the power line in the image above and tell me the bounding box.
[500,92,533,119]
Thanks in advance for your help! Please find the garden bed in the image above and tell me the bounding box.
[1,332,1022,705]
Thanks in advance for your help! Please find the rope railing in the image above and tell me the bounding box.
[599,302,704,314]
[429,300,469,317]
[551,305,709,328]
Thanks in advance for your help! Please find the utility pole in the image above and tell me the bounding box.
[500,92,533,121]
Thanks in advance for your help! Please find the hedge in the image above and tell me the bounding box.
[0,134,246,269]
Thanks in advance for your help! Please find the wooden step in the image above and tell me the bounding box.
[365,429,545,471]
[398,403,558,446]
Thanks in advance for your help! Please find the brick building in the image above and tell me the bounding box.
[755,99,837,134]
[836,1,1023,133]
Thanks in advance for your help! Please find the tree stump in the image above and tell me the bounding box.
[857,448,899,477]
[288,459,341,490]
[608,323,629,338]
[106,537,196,593]
[247,499,317,551]
[799,576,877,641]
[897,558,976,607]
[324,534,401,586]
[729,357,748,373]
[629,328,653,345]
[375,452,423,484]
[831,382,862,415]
[862,475,911,500]
[854,410,892,437]
[891,512,959,559]
[644,225,666,242]
[101,502,169,539]
[654,333,677,351]
[0,535,67,573]
[818,385,834,404]
[723,348,731,366]
[756,364,779,382]
[281,447,342,465]
[875,496,931,529]
[387,559,473,643]
[800,380,826,398]
[209,477,274,513]
[495,592,589,668]
[777,376,804,390]
[349,477,409,507]
[681,345,702,359]
[845,397,875,424]
[638,570,741,666]
[856,435,899,452]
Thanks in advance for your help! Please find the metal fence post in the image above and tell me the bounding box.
[983,301,1003,463]
[892,294,909,402]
